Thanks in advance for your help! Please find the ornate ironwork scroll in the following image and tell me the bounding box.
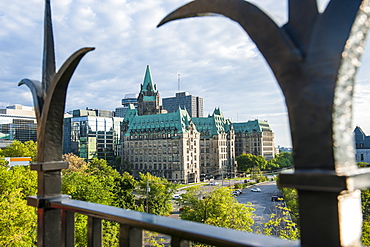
[159,0,370,246]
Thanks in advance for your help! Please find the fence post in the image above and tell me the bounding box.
[22,0,94,246]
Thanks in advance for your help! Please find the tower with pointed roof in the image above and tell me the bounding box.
[137,65,165,116]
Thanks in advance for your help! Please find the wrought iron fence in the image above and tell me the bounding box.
[28,195,298,247]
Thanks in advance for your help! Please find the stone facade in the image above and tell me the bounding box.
[234,120,275,160]
[121,107,200,183]
[137,65,166,116]
[193,108,236,179]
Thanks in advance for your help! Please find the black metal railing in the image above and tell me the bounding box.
[28,195,298,247]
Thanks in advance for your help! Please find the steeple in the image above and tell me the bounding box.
[141,65,157,93]
[137,65,162,116]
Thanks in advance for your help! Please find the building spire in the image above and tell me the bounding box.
[142,65,156,92]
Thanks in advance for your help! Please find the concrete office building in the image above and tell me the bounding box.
[163,92,204,118]
[0,104,37,147]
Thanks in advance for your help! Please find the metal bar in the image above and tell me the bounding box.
[88,217,102,247]
[171,237,190,247]
[119,225,129,247]
[31,161,69,171]
[280,168,370,192]
[119,225,143,247]
[50,199,298,247]
[37,207,62,246]
[61,210,75,247]
[129,227,143,246]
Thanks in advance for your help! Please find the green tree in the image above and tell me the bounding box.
[0,140,37,161]
[62,156,123,246]
[0,165,37,246]
[236,153,267,172]
[263,205,299,240]
[179,187,255,232]
[265,160,280,171]
[0,156,9,167]
[362,220,370,246]
[358,162,370,168]
[137,173,177,216]
[273,152,293,168]
[113,172,138,209]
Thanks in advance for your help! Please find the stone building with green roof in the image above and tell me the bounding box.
[120,66,275,183]
[121,106,200,183]
[192,108,236,179]
[234,120,276,160]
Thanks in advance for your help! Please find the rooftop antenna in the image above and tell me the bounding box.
[178,73,181,92]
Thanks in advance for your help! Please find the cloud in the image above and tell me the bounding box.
[1,0,368,148]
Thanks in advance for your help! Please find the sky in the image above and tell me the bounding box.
[1,0,370,147]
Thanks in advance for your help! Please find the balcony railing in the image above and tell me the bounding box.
[28,195,298,247]
[21,0,370,246]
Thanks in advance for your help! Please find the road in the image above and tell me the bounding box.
[175,180,285,230]
[236,181,284,231]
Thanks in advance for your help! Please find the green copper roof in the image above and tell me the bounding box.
[123,104,138,122]
[143,95,156,101]
[124,107,195,136]
[233,119,272,133]
[193,108,233,137]
[142,65,157,93]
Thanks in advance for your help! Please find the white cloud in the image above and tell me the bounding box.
[1,0,369,147]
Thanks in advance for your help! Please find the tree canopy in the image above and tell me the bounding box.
[236,152,293,173]
[179,187,255,232]
[137,172,177,216]
[0,165,37,246]
[236,153,267,172]
[0,140,37,161]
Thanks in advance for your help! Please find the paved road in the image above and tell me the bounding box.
[175,180,285,230]
[236,181,284,230]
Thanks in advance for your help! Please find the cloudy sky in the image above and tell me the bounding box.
[1,0,370,147]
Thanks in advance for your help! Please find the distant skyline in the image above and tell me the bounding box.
[1,0,370,147]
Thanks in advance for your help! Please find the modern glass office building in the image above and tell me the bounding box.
[63,109,123,164]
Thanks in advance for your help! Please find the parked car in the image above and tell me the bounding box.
[271,195,284,201]
[232,190,240,196]
[209,182,219,186]
[173,195,182,200]
[251,188,261,192]
[235,189,243,194]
